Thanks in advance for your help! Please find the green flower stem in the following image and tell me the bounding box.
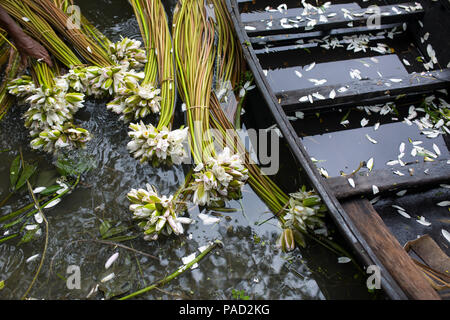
[119,240,223,300]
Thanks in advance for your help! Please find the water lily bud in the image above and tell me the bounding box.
[280,228,296,252]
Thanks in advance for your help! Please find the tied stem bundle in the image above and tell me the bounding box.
[174,0,248,207]
[125,0,188,167]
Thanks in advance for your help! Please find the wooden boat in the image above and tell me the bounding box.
[227,0,450,299]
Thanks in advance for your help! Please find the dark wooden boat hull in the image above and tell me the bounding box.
[227,0,450,300]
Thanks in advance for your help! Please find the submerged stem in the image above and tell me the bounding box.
[119,240,223,300]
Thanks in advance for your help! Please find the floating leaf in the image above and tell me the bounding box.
[14,163,37,191]
[9,155,21,189]
[40,185,63,196]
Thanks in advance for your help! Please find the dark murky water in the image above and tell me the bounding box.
[0,0,377,300]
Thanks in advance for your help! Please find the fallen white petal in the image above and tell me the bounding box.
[100,273,115,283]
[105,252,119,270]
[348,178,356,188]
[338,257,351,264]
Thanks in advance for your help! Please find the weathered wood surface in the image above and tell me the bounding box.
[327,160,450,200]
[244,3,424,37]
[276,68,450,112]
[342,199,441,300]
[250,23,403,48]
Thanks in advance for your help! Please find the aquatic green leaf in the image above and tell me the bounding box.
[40,185,62,196]
[101,225,130,240]
[99,220,112,237]
[0,234,18,244]
[56,156,95,177]
[14,163,37,191]
[10,155,21,189]
[0,280,4,290]
[293,230,306,248]
[17,229,38,246]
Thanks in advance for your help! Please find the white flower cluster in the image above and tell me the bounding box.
[81,65,145,98]
[190,147,249,206]
[283,188,326,233]
[7,38,150,154]
[127,121,188,166]
[108,37,147,70]
[107,83,161,122]
[8,75,91,154]
[127,184,192,241]
[31,123,91,154]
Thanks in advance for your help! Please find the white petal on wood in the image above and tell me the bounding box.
[432,144,441,156]
[329,89,336,99]
[397,210,411,219]
[442,229,450,244]
[348,178,356,188]
[372,185,380,195]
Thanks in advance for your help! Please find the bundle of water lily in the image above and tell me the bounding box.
[169,0,328,251]
[2,0,151,154]
[124,0,189,167]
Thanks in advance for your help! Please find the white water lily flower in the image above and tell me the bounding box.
[189,148,248,206]
[282,189,325,238]
[127,122,188,166]
[108,37,147,69]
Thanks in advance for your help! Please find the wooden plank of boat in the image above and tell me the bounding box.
[243,3,424,37]
[341,198,441,300]
[250,23,403,47]
[227,0,412,300]
[276,69,450,112]
[327,160,450,200]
